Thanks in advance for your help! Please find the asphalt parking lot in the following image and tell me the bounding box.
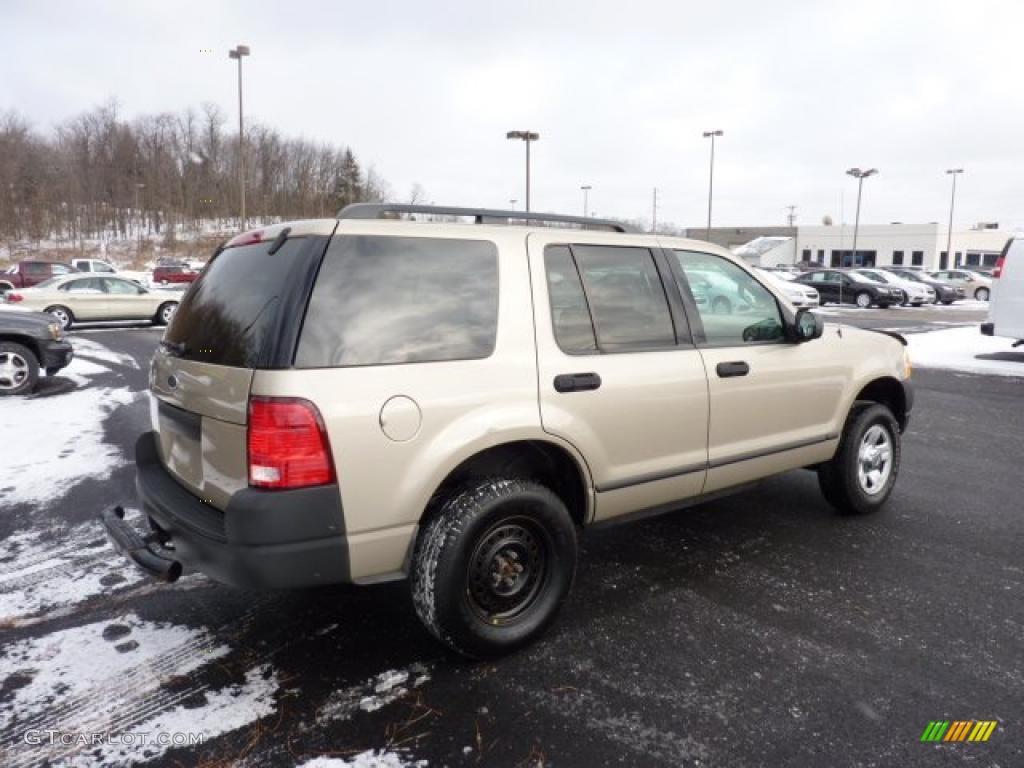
[1,307,1021,767]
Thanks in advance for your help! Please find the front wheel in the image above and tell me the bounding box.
[855,292,873,308]
[818,403,901,515]
[975,287,990,301]
[410,478,577,658]
[0,342,40,396]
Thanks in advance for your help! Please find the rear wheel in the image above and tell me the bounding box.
[818,403,900,515]
[855,292,872,308]
[410,478,577,658]
[975,287,990,301]
[44,305,73,330]
[0,342,40,396]
[154,301,178,326]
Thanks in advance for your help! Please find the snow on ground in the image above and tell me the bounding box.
[0,517,146,623]
[0,612,276,768]
[0,336,137,507]
[296,751,428,767]
[906,325,1024,377]
[314,664,432,724]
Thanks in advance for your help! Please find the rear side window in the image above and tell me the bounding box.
[296,235,499,368]
[164,236,328,368]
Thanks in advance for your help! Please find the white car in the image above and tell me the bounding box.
[856,268,935,306]
[71,258,118,274]
[754,268,820,307]
[982,237,1023,343]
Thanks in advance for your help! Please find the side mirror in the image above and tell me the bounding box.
[793,308,823,342]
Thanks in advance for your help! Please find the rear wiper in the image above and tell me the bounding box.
[267,226,292,255]
[160,340,187,357]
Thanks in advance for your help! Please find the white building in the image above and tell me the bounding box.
[792,223,1010,271]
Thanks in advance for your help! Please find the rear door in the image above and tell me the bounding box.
[529,232,709,522]
[59,277,109,319]
[991,239,1024,338]
[151,223,336,510]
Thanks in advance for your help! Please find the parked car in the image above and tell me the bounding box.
[0,308,73,395]
[71,258,118,274]
[4,274,180,329]
[794,269,902,308]
[981,237,1023,344]
[0,260,78,293]
[930,269,993,301]
[889,268,964,304]
[101,205,913,658]
[754,267,819,307]
[855,268,935,306]
[152,264,199,285]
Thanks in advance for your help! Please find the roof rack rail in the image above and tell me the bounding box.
[337,203,636,233]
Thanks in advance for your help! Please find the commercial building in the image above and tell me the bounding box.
[695,223,1012,271]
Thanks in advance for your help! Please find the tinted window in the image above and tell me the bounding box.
[296,236,499,367]
[544,245,597,354]
[572,245,675,352]
[103,277,143,295]
[62,277,105,293]
[673,250,784,346]
[165,236,326,368]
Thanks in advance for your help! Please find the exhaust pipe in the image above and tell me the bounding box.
[101,505,182,583]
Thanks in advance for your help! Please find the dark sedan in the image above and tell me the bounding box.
[793,269,903,308]
[0,309,74,395]
[889,268,964,304]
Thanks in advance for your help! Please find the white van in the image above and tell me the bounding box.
[982,237,1024,344]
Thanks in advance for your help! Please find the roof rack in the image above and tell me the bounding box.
[337,203,636,233]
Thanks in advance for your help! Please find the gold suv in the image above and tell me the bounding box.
[103,205,914,658]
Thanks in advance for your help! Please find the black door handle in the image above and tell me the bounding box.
[554,372,602,393]
[716,361,750,378]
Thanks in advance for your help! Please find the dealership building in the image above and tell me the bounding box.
[692,223,1012,271]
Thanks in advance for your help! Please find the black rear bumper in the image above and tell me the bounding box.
[104,432,350,588]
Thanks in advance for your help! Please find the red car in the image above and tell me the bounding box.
[1,260,78,292]
[152,264,199,285]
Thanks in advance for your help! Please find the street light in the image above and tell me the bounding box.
[229,44,251,231]
[580,185,592,217]
[506,130,539,212]
[844,167,878,303]
[702,129,723,240]
[945,169,964,270]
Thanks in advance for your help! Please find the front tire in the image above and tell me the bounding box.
[855,292,872,308]
[44,305,73,330]
[0,342,40,396]
[410,478,577,658]
[818,403,901,515]
[154,301,178,326]
[975,287,990,301]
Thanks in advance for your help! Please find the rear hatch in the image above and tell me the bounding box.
[150,221,336,510]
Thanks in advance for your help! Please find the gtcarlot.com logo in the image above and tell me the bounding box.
[920,720,998,743]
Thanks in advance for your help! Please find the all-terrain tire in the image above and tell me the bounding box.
[410,478,577,658]
[818,402,901,515]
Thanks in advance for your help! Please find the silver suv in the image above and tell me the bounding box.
[103,204,913,657]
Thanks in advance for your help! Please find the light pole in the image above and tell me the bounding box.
[703,129,723,239]
[945,169,963,270]
[506,131,539,211]
[580,185,592,217]
[229,44,251,231]
[845,167,878,303]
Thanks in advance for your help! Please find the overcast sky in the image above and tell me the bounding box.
[3,0,1022,230]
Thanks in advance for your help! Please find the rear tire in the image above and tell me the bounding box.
[410,478,577,658]
[44,305,73,330]
[0,341,40,396]
[818,403,901,515]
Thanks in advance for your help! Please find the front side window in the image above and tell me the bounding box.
[297,236,499,367]
[51,264,73,276]
[103,277,143,295]
[673,250,784,346]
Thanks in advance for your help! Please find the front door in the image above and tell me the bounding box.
[664,249,844,493]
[102,276,152,319]
[529,233,709,522]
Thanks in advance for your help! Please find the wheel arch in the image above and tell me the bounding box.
[0,334,41,362]
[419,439,593,530]
[852,376,908,431]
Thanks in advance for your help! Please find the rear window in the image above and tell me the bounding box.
[296,235,499,367]
[164,236,328,368]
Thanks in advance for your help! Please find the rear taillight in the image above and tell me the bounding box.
[248,397,335,489]
[992,255,1005,279]
[5,292,23,302]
